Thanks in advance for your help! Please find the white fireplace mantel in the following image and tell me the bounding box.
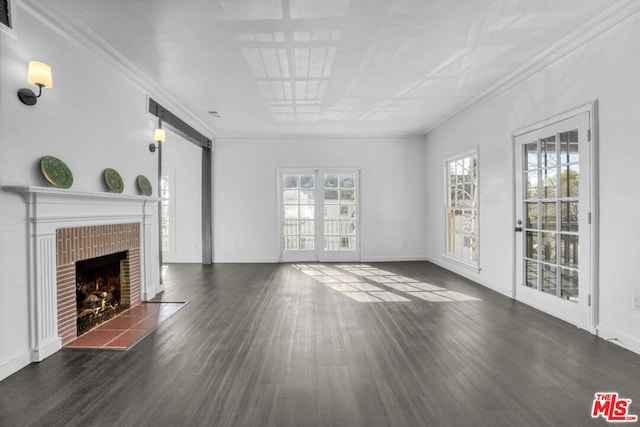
[3,186,161,362]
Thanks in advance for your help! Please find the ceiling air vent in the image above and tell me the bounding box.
[0,0,11,29]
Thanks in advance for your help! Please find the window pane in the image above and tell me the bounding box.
[324,190,339,203]
[300,175,314,189]
[324,236,339,250]
[299,220,314,235]
[526,203,538,229]
[340,174,355,188]
[541,232,556,263]
[559,131,579,164]
[284,175,298,189]
[542,168,557,198]
[284,236,299,250]
[525,141,538,170]
[299,205,314,219]
[324,174,338,188]
[340,221,356,235]
[526,231,538,259]
[541,202,556,231]
[283,220,298,235]
[284,205,298,219]
[300,190,315,204]
[340,189,355,202]
[451,209,476,234]
[541,264,557,296]
[525,260,538,289]
[340,236,356,250]
[561,268,579,302]
[560,164,579,198]
[324,205,339,219]
[324,220,339,235]
[300,236,315,250]
[541,136,557,168]
[560,202,578,232]
[527,171,539,198]
[283,190,298,204]
[340,205,356,219]
[559,234,578,269]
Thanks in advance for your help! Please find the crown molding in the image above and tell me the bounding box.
[214,131,425,142]
[18,0,215,139]
[423,0,640,136]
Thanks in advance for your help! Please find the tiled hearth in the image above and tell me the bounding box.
[65,302,187,350]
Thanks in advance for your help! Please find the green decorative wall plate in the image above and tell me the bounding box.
[136,175,153,196]
[104,168,124,193]
[40,156,73,189]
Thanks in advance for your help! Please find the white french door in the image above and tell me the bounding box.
[280,169,360,262]
[514,109,593,330]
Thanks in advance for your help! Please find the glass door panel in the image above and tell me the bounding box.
[514,111,591,329]
[323,173,357,253]
[282,173,316,260]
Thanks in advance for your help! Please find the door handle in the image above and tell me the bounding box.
[515,219,523,233]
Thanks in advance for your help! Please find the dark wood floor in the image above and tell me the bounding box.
[1,262,639,426]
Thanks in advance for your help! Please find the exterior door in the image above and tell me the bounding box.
[280,169,360,262]
[514,110,593,329]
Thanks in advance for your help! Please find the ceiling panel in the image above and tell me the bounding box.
[28,0,622,138]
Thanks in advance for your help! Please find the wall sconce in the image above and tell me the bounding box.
[17,61,53,106]
[149,128,165,152]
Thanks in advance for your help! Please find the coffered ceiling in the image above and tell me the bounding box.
[23,0,630,138]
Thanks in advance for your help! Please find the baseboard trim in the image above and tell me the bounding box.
[0,351,31,382]
[425,255,513,298]
[361,256,428,263]
[213,257,280,264]
[143,283,164,301]
[597,326,640,356]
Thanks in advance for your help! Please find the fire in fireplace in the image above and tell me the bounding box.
[75,251,129,336]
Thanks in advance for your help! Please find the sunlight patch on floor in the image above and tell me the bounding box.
[292,264,481,303]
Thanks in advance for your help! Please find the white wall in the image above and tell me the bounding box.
[213,137,428,262]
[424,12,640,353]
[162,129,202,263]
[0,7,163,379]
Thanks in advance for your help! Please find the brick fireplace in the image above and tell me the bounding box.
[56,224,142,345]
[4,186,160,362]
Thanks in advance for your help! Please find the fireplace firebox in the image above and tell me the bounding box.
[75,251,130,336]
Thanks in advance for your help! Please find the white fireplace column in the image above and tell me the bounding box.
[4,186,161,362]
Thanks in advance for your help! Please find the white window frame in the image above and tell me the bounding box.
[1,0,17,39]
[444,148,479,268]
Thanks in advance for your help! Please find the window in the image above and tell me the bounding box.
[160,173,171,252]
[445,152,478,265]
[0,0,11,29]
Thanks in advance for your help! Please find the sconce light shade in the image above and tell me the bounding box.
[27,61,53,88]
[17,60,53,106]
[150,128,166,152]
[154,128,166,143]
